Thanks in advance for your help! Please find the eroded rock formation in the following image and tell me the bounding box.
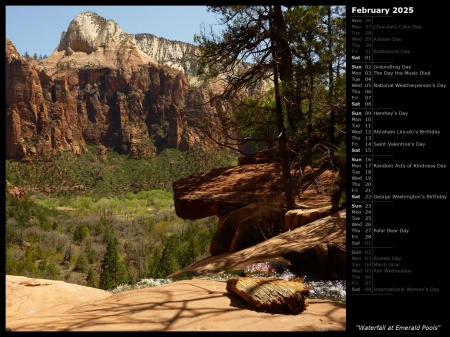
[5,12,236,161]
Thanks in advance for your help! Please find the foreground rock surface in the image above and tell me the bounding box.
[6,276,345,332]
[226,277,309,314]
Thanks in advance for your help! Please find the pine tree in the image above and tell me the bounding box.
[73,252,89,273]
[158,235,181,277]
[195,5,297,209]
[73,224,90,244]
[99,236,128,290]
[195,5,347,211]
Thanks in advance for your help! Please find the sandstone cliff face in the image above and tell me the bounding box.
[132,33,199,83]
[55,12,199,81]
[5,12,229,160]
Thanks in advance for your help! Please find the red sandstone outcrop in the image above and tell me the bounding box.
[173,163,286,220]
[5,12,235,161]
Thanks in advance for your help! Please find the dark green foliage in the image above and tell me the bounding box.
[157,235,182,277]
[5,147,224,288]
[72,224,90,244]
[5,220,23,246]
[182,219,216,266]
[93,216,109,236]
[146,218,217,279]
[73,252,90,273]
[86,267,98,288]
[21,247,39,277]
[38,259,60,279]
[84,239,97,264]
[5,145,233,286]
[99,236,129,290]
[5,146,236,199]
[147,246,163,279]
[5,193,62,229]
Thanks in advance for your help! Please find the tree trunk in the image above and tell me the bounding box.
[272,5,298,131]
[270,6,294,212]
[327,7,336,145]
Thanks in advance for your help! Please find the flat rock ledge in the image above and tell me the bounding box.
[226,277,309,314]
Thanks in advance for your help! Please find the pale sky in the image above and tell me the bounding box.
[5,6,222,58]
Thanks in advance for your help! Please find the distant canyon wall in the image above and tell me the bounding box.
[5,12,242,161]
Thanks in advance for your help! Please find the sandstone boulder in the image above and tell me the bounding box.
[173,163,286,219]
